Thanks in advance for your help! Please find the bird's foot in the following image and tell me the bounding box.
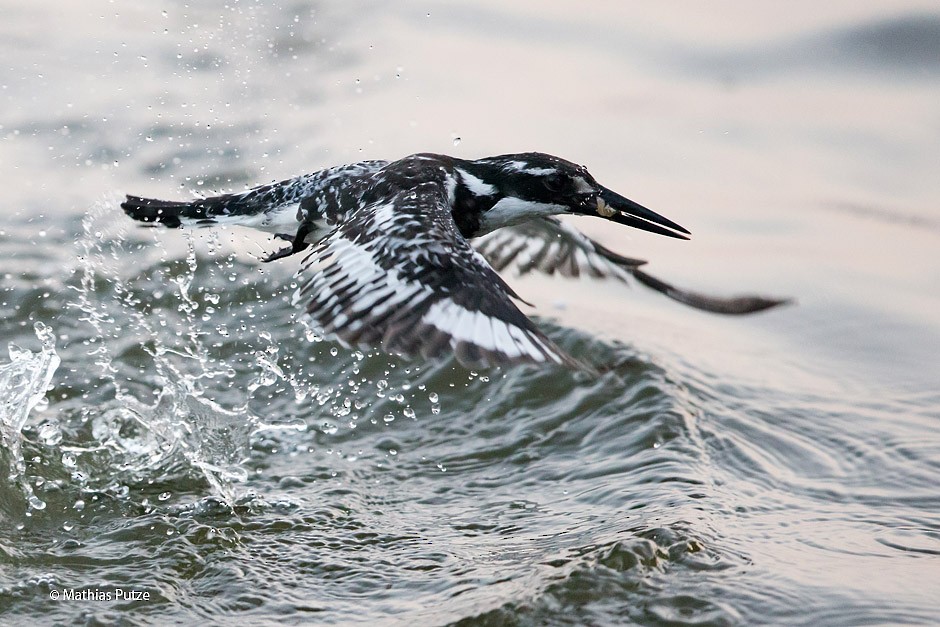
[262,227,312,262]
[263,244,299,263]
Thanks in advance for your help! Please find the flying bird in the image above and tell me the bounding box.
[121,152,786,369]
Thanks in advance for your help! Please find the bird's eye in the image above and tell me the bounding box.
[543,174,567,193]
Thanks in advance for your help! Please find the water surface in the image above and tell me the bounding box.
[1,2,938,625]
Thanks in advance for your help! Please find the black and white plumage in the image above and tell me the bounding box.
[474,216,787,315]
[122,152,786,369]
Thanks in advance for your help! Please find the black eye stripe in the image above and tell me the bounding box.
[543,174,567,192]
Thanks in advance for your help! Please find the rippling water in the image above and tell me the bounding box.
[2,2,939,625]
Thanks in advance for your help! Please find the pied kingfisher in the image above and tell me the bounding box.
[122,152,786,369]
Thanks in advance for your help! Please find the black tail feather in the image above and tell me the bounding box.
[121,195,192,228]
[120,194,233,229]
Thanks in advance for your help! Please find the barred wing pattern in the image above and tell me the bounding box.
[474,217,788,315]
[473,216,647,281]
[294,184,581,368]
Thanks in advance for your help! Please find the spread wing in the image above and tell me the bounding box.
[474,217,789,315]
[473,216,647,281]
[294,184,584,369]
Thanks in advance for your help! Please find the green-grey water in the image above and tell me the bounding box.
[2,2,939,625]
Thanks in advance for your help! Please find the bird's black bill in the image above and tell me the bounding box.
[593,188,691,240]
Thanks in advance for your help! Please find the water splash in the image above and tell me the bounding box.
[0,322,60,511]
[52,200,444,505]
[90,377,253,502]
[71,205,236,400]
[62,201,259,502]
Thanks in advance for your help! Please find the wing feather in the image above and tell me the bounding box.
[473,216,789,315]
[294,184,584,369]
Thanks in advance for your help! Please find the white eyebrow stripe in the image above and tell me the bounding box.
[506,161,556,176]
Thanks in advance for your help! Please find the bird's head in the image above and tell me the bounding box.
[456,152,690,239]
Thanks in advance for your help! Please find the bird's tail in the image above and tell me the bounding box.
[120,195,227,228]
[121,174,319,230]
[122,161,389,231]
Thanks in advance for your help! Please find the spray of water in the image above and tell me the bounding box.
[2,198,448,513]
[0,322,60,511]
[58,200,263,504]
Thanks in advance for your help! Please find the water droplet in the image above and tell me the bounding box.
[452,136,461,146]
[428,392,438,403]
[320,421,338,435]
[158,491,172,501]
[38,423,62,446]
[383,414,395,423]
[403,406,415,420]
